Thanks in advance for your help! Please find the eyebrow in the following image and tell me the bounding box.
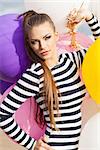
[31,33,50,41]
[43,33,50,38]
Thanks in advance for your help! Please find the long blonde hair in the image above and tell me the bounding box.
[18,10,60,130]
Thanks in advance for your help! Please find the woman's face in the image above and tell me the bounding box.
[28,21,58,61]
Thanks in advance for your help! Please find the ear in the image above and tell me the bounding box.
[55,32,59,41]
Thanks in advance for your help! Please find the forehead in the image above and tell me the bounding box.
[29,21,54,39]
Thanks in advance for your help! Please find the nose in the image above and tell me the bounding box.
[39,40,47,50]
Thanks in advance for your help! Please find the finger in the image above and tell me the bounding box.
[43,145,55,150]
[39,139,55,150]
[42,142,55,150]
[42,135,49,143]
[34,146,46,150]
[35,140,46,150]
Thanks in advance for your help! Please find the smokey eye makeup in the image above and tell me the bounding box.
[30,40,39,45]
[45,35,52,40]
[30,34,52,46]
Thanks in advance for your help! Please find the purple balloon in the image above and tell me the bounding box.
[0,80,13,94]
[0,14,31,83]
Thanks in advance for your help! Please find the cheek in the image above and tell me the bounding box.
[49,38,56,47]
[32,49,39,56]
[29,45,39,55]
[32,49,40,58]
[31,44,39,51]
[51,39,57,48]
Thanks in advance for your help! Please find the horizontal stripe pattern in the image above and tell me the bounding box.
[0,67,40,149]
[86,14,100,39]
[0,15,100,150]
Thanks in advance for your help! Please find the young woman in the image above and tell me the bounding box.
[0,8,100,150]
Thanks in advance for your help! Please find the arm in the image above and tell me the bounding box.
[0,64,40,150]
[85,11,100,40]
[66,10,100,68]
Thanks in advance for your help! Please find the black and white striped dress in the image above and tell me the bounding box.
[0,15,100,150]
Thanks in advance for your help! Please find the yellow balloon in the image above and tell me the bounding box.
[82,38,100,104]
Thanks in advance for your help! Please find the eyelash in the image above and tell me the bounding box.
[31,35,51,45]
[31,41,38,45]
[45,35,51,40]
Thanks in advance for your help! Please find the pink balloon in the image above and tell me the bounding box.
[57,32,93,54]
[0,85,46,140]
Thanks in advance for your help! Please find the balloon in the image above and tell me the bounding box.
[57,32,93,54]
[0,80,13,94]
[0,14,31,83]
[82,38,100,104]
[0,85,46,139]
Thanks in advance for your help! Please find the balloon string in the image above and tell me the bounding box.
[77,1,84,15]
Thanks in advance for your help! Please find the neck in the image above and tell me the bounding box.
[45,52,59,68]
[45,59,58,68]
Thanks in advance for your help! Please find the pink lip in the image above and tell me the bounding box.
[41,50,50,56]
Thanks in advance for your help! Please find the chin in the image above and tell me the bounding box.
[43,55,52,60]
